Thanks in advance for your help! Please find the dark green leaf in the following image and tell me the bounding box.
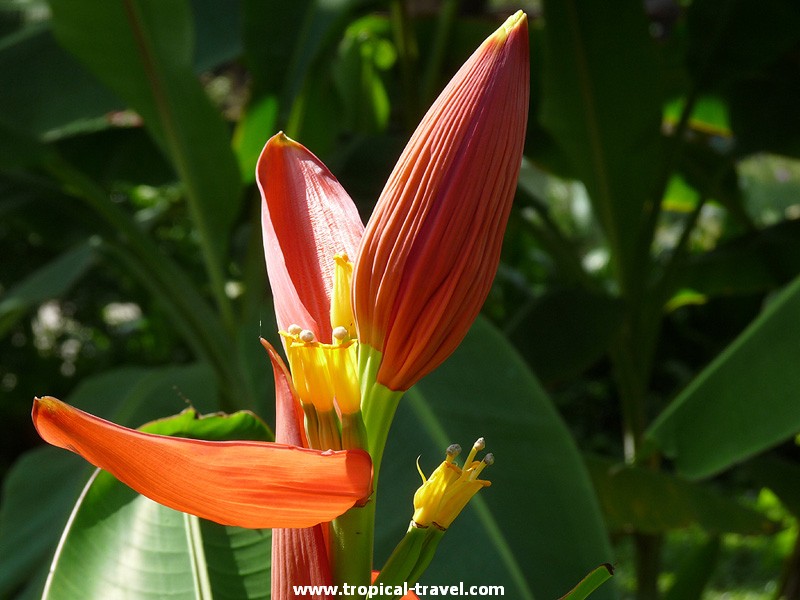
[189,0,242,73]
[0,449,89,598]
[746,456,800,518]
[686,0,800,157]
[507,288,624,382]
[0,23,122,138]
[648,273,800,479]
[586,456,777,535]
[674,220,800,300]
[377,317,617,600]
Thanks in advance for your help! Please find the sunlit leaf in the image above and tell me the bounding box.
[559,564,614,600]
[648,273,800,479]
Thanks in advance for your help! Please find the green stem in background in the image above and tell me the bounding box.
[633,533,662,600]
[121,0,237,336]
[420,0,460,106]
[389,0,420,130]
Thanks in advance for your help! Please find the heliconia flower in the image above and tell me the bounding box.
[353,11,529,391]
[31,395,372,530]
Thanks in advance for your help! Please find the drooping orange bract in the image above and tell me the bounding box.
[32,396,371,529]
[353,12,530,391]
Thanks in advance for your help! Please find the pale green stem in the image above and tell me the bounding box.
[317,408,342,451]
[330,344,404,597]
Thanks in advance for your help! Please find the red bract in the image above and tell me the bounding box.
[258,132,364,343]
[353,12,530,390]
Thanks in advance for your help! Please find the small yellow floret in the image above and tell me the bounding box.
[412,438,492,530]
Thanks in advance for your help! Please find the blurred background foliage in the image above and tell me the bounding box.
[1,0,800,598]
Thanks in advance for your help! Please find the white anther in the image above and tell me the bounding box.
[287,324,302,336]
[332,326,349,341]
[299,329,316,343]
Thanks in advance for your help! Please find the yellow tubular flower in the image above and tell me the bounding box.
[412,439,493,530]
[283,333,336,413]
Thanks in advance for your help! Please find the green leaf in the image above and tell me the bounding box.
[0,241,95,338]
[507,288,624,382]
[585,456,777,536]
[0,363,219,598]
[0,449,88,598]
[0,23,122,138]
[43,410,272,600]
[538,1,664,293]
[47,0,242,297]
[674,220,800,300]
[0,119,52,169]
[189,0,243,73]
[559,564,615,600]
[140,406,272,443]
[69,363,220,425]
[663,96,731,138]
[332,16,395,135]
[647,273,800,479]
[377,317,617,600]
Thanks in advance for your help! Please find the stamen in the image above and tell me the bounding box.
[470,453,494,480]
[299,329,315,343]
[330,254,356,338]
[287,324,302,336]
[445,444,461,463]
[464,437,485,466]
[332,326,349,341]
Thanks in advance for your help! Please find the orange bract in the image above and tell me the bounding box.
[32,396,372,529]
